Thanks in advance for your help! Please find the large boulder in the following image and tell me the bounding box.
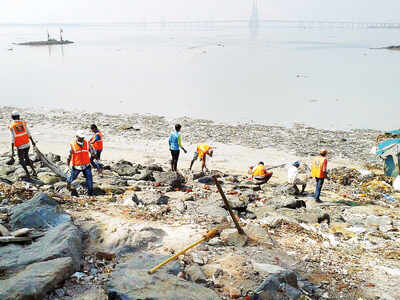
[38,172,61,185]
[112,160,139,177]
[107,252,221,300]
[0,221,82,272]
[153,171,185,188]
[86,226,164,255]
[132,168,154,181]
[9,193,71,230]
[0,257,75,300]
[254,270,301,300]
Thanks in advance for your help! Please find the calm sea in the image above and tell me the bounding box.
[1,22,399,130]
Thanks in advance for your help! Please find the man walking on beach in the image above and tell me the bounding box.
[168,124,187,172]
[89,124,103,176]
[8,111,37,178]
[311,149,328,203]
[67,131,94,196]
[250,162,273,184]
[189,144,213,172]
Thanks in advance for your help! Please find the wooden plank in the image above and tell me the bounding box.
[0,236,32,243]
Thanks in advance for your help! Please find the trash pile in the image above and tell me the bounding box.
[329,167,395,202]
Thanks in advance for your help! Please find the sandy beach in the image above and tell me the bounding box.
[0,106,373,175]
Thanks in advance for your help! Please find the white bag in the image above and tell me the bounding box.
[393,175,400,191]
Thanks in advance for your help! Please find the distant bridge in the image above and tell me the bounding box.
[125,19,400,30]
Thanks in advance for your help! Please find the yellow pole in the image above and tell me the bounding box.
[148,229,219,274]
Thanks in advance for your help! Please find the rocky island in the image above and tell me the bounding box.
[16,39,74,46]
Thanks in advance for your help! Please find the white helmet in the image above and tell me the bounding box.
[76,130,85,138]
[11,111,20,117]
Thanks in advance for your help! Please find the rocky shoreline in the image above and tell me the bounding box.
[0,106,399,300]
[0,106,381,165]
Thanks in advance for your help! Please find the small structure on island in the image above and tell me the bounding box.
[15,28,73,46]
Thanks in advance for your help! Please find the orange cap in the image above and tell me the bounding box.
[320,149,328,155]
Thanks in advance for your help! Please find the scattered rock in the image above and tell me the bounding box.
[107,252,221,300]
[9,193,71,230]
[220,229,248,247]
[0,257,75,300]
[153,171,185,188]
[157,195,169,205]
[186,264,208,284]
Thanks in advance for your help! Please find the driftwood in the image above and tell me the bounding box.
[0,224,10,236]
[0,231,44,244]
[11,228,32,237]
[34,146,67,179]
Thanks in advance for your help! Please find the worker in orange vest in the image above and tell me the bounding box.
[89,124,103,177]
[250,162,273,184]
[189,144,213,172]
[8,111,37,178]
[311,149,328,203]
[66,131,93,196]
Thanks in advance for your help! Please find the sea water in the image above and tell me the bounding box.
[0,22,399,130]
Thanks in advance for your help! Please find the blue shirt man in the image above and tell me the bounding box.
[168,124,187,172]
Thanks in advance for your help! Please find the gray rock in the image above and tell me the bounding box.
[133,168,154,181]
[198,176,215,185]
[147,164,163,172]
[87,226,164,255]
[157,195,169,205]
[121,191,143,206]
[38,172,61,185]
[0,257,75,300]
[220,228,248,247]
[186,264,207,284]
[220,196,248,210]
[153,171,185,188]
[99,184,124,195]
[113,160,139,177]
[197,201,228,222]
[0,221,82,272]
[9,193,71,230]
[254,270,301,300]
[74,287,108,300]
[192,172,205,180]
[107,252,220,300]
[268,197,306,210]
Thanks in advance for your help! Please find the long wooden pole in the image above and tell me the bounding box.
[212,175,245,235]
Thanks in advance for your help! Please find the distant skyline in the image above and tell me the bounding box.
[1,0,400,23]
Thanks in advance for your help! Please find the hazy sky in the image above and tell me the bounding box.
[1,0,400,23]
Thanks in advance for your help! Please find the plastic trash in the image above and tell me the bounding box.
[383,194,395,202]
[393,175,400,191]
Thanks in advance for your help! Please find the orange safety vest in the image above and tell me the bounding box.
[311,156,327,178]
[9,120,29,147]
[197,144,211,159]
[252,164,267,177]
[90,131,103,151]
[70,140,90,166]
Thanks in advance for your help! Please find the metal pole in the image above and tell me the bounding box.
[212,175,245,235]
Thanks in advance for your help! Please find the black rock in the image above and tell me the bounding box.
[157,195,169,205]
